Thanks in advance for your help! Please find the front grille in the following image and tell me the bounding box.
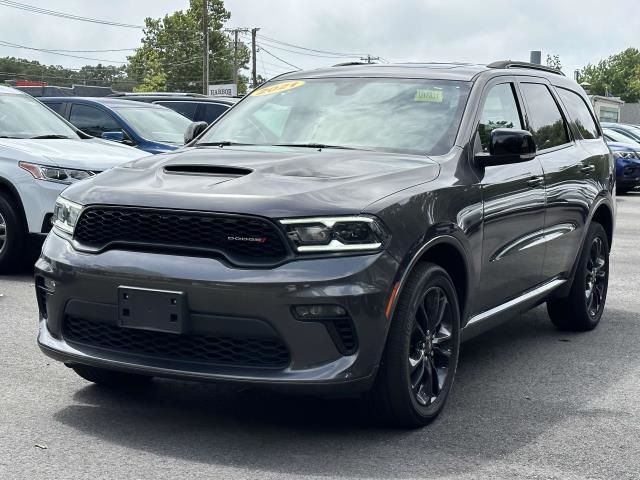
[73,207,288,266]
[63,317,290,369]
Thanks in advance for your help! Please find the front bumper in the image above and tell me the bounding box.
[36,233,399,392]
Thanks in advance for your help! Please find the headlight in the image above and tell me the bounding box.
[280,216,388,253]
[19,162,95,185]
[612,151,637,159]
[52,197,83,235]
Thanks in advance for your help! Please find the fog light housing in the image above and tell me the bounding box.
[293,304,348,319]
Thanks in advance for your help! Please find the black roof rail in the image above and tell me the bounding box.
[487,60,565,76]
[332,61,371,67]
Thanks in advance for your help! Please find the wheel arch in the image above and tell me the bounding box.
[591,201,614,251]
[0,176,28,230]
[386,233,472,331]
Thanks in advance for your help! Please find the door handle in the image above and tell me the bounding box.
[580,165,596,174]
[527,176,544,187]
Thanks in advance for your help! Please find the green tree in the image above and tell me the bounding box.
[127,0,249,94]
[579,48,640,102]
[546,54,562,71]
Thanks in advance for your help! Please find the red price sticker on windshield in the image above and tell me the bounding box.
[252,80,305,97]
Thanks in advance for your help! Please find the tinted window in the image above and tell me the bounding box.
[520,83,569,150]
[45,102,64,115]
[557,88,600,139]
[202,103,229,123]
[156,101,198,120]
[478,83,522,151]
[69,104,122,138]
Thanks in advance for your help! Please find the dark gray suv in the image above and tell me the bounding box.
[36,61,615,427]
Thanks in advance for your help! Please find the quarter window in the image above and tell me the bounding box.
[478,83,522,151]
[557,88,600,139]
[520,83,570,150]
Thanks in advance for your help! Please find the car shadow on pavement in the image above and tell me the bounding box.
[52,305,639,478]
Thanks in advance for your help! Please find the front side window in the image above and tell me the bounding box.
[520,83,570,150]
[557,88,600,140]
[478,83,523,151]
[198,78,472,155]
[69,104,122,138]
[156,101,198,120]
[202,103,229,123]
[0,94,78,139]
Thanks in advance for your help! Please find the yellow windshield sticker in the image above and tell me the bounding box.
[414,88,444,103]
[252,80,305,97]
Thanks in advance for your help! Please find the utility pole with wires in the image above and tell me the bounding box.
[360,54,380,64]
[224,27,250,88]
[202,0,209,95]
[251,27,260,89]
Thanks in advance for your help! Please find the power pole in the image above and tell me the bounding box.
[202,0,209,95]
[251,27,260,89]
[360,55,380,64]
[224,28,250,90]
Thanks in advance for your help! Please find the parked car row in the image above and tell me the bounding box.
[600,122,640,194]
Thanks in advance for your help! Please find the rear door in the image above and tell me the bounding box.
[517,79,595,281]
[474,77,547,313]
[69,103,125,139]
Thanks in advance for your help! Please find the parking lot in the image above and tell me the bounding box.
[0,193,635,480]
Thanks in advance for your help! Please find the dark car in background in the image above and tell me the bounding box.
[108,93,239,124]
[37,61,615,428]
[601,128,640,194]
[41,97,192,154]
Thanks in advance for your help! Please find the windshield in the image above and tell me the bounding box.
[603,128,640,147]
[113,106,192,145]
[198,78,471,155]
[0,93,79,139]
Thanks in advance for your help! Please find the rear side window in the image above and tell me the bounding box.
[156,101,198,120]
[519,83,570,150]
[69,104,122,138]
[557,88,600,139]
[478,83,523,151]
[45,102,64,115]
[202,103,229,123]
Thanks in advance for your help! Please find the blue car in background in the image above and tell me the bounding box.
[40,97,193,154]
[606,141,640,194]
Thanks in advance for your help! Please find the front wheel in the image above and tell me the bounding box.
[370,262,461,428]
[0,194,26,273]
[547,222,609,331]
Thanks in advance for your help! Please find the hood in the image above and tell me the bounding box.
[63,146,441,218]
[0,138,147,170]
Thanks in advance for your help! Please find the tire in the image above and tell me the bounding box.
[547,222,609,331]
[0,193,26,274]
[369,262,461,428]
[70,364,152,388]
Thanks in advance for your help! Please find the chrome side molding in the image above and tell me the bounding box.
[465,278,566,327]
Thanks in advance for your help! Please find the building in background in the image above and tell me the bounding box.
[620,103,640,125]
[590,95,624,123]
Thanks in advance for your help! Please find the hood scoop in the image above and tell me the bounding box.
[163,164,253,177]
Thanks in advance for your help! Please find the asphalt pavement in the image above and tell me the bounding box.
[1,193,639,480]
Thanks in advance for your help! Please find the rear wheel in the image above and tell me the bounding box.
[0,194,26,273]
[70,364,152,388]
[547,222,609,331]
[370,263,461,428]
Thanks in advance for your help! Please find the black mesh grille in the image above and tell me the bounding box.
[332,318,357,354]
[73,207,288,266]
[63,317,290,369]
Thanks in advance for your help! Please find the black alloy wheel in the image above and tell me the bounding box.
[585,236,607,318]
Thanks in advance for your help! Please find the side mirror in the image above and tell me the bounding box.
[184,121,209,145]
[101,131,125,143]
[475,128,537,167]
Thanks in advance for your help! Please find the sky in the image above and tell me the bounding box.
[0,0,638,83]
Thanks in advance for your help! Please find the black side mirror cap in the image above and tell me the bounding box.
[475,128,537,167]
[184,121,209,145]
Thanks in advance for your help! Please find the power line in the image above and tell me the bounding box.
[0,0,143,28]
[258,46,300,70]
[257,33,366,58]
[250,36,360,60]
[0,40,127,64]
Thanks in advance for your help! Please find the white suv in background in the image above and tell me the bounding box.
[0,86,148,272]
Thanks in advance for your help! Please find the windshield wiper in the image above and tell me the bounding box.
[196,141,254,147]
[273,143,359,150]
[29,134,71,139]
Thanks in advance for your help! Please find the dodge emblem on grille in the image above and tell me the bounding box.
[227,236,268,243]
